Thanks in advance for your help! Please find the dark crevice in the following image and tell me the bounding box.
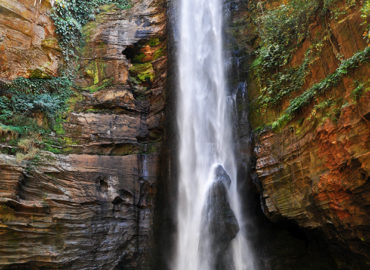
[97,176,108,193]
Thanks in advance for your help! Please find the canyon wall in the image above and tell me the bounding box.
[0,0,166,269]
[241,0,369,268]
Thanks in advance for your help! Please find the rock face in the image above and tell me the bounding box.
[246,0,370,268]
[0,0,61,80]
[0,0,166,269]
[200,166,239,270]
[0,152,158,269]
[255,78,370,265]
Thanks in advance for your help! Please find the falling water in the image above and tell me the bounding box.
[174,0,255,269]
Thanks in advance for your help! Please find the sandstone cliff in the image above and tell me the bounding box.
[0,0,61,80]
[245,0,369,268]
[0,0,166,269]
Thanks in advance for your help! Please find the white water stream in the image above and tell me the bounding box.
[174,0,255,269]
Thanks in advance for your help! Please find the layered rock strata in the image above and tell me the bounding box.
[0,0,166,269]
[0,0,61,80]
[248,0,370,267]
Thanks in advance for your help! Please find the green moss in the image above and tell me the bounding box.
[148,37,161,47]
[253,125,269,134]
[67,92,84,113]
[41,37,59,49]
[44,145,63,154]
[133,53,146,63]
[63,137,75,146]
[81,20,98,44]
[52,115,67,136]
[42,136,79,154]
[85,108,101,113]
[153,46,165,61]
[129,63,155,83]
[351,80,370,102]
[83,78,113,93]
[85,60,106,85]
[29,69,52,79]
[0,205,16,222]
[99,3,117,12]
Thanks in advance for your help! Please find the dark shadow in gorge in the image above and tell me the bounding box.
[151,1,178,270]
[228,29,338,270]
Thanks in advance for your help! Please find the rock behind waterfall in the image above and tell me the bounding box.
[201,165,240,270]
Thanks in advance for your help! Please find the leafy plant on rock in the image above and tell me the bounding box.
[51,0,130,60]
[272,47,370,129]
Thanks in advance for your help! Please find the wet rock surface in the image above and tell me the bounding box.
[201,166,239,270]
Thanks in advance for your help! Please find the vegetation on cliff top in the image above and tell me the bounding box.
[361,0,370,42]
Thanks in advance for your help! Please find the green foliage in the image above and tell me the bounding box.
[251,0,368,118]
[148,37,161,47]
[351,81,365,101]
[129,63,155,83]
[42,137,65,154]
[255,0,318,72]
[313,99,334,111]
[272,46,370,129]
[361,0,370,42]
[252,0,319,114]
[1,0,132,156]
[258,50,311,107]
[307,98,346,124]
[253,125,269,134]
[82,78,113,93]
[51,0,130,60]
[327,0,359,21]
[0,77,73,135]
[323,0,340,9]
[324,0,356,10]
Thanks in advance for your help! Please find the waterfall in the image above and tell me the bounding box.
[174,0,256,269]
